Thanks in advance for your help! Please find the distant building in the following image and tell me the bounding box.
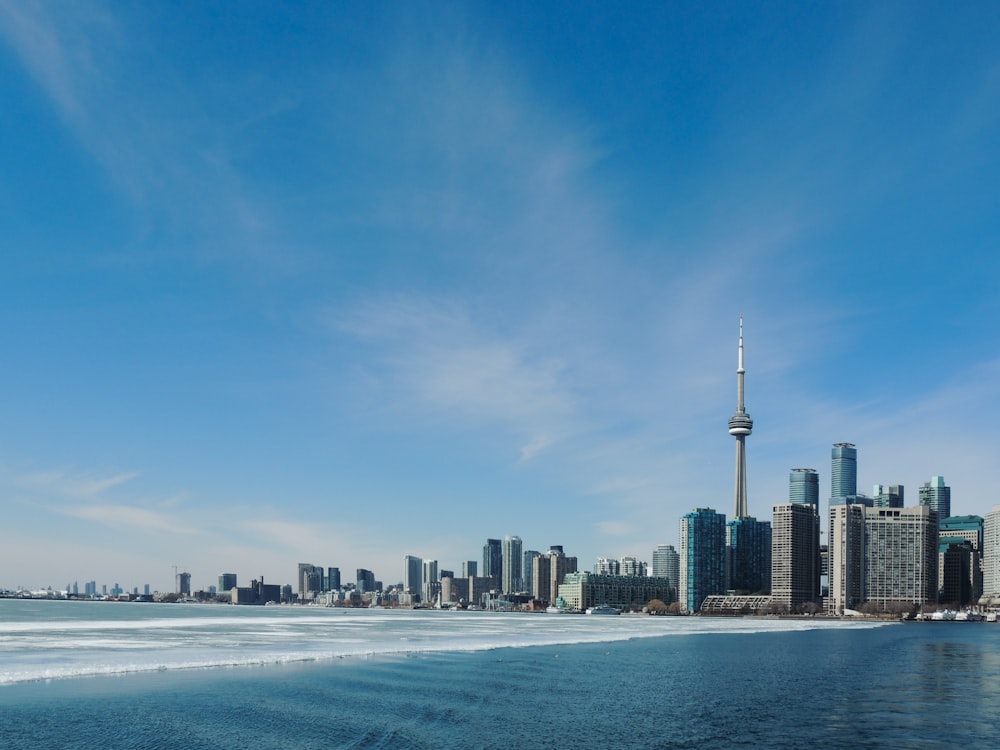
[771,503,819,610]
[620,556,646,577]
[232,578,281,605]
[831,443,858,499]
[651,544,680,600]
[327,567,341,591]
[595,557,620,575]
[482,539,502,584]
[939,540,973,606]
[532,546,577,604]
[790,468,819,509]
[219,573,237,593]
[356,568,376,594]
[176,571,191,596]
[557,573,673,612]
[679,508,726,613]
[298,563,324,600]
[919,476,951,523]
[461,560,478,578]
[403,555,422,595]
[422,559,438,603]
[872,484,904,509]
[982,506,1000,605]
[522,550,539,596]
[502,536,523,594]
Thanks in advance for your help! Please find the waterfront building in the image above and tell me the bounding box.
[422,559,438,604]
[872,484,904,509]
[727,517,771,593]
[919,476,951,523]
[532,546,578,605]
[939,540,973,606]
[232,577,281,605]
[938,515,983,602]
[219,573,237,593]
[831,443,858,499]
[176,571,191,596]
[556,572,673,612]
[502,536,523,594]
[982,506,1000,605]
[790,468,819,509]
[829,503,865,613]
[461,560,478,578]
[771,503,819,610]
[864,506,938,610]
[728,317,753,519]
[651,544,680,599]
[403,555,422,595]
[679,508,727,613]
[482,539,502,584]
[467,576,496,608]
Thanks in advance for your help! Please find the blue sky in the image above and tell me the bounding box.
[2,2,999,592]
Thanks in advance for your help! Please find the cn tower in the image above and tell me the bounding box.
[728,316,753,519]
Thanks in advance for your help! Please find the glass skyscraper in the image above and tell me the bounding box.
[831,443,857,498]
[726,516,771,594]
[680,508,727,613]
[790,468,819,508]
[919,476,951,521]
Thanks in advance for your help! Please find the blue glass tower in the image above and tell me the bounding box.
[680,508,727,612]
[790,468,819,509]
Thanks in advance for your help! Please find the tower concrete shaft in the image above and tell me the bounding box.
[728,317,753,519]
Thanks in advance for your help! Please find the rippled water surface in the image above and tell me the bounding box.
[2,600,997,748]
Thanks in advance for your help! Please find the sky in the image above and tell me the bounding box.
[2,2,999,593]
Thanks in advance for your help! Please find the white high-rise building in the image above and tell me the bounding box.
[863,506,937,610]
[829,504,865,613]
[652,544,680,598]
[502,535,523,594]
[982,506,1000,604]
[595,557,620,575]
[620,556,646,577]
[422,559,438,604]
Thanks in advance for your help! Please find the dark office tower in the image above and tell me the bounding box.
[726,516,772,594]
[919,476,952,522]
[356,569,376,594]
[728,317,754,519]
[831,443,857,499]
[327,567,341,591]
[462,560,478,578]
[176,572,191,596]
[790,468,819,509]
[219,573,237,592]
[483,538,502,583]
[873,485,904,509]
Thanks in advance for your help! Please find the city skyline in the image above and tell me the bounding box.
[2,5,1000,590]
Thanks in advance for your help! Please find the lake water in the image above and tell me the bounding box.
[1,599,997,748]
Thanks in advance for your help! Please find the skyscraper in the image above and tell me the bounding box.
[829,503,865,613]
[873,485,904,508]
[652,544,680,600]
[790,468,819,509]
[771,503,819,610]
[831,443,857,499]
[422,559,438,604]
[502,535,523,594]
[522,550,540,596]
[728,317,753,519]
[726,517,771,594]
[939,515,983,603]
[982,506,1000,604]
[919,476,951,521]
[403,555,422,595]
[680,508,727,613]
[483,539,502,583]
[219,573,237,593]
[864,506,938,610]
[462,560,478,578]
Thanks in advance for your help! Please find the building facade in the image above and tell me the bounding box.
[403,555,422,595]
[864,506,938,610]
[482,539,502,584]
[831,443,858,499]
[919,476,951,522]
[726,516,771,594]
[680,508,727,613]
[651,544,680,599]
[556,573,673,612]
[982,506,1000,605]
[790,468,819,509]
[829,503,865,613]
[873,484,904,508]
[771,503,819,610]
[502,535,523,594]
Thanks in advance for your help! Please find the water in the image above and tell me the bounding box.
[2,599,997,748]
